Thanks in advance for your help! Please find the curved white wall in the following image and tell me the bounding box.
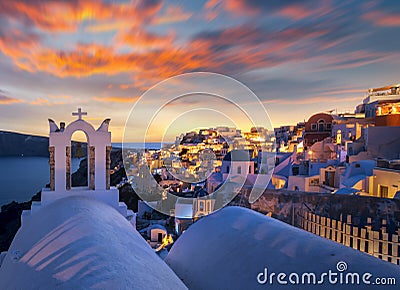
[166,206,400,290]
[0,197,187,290]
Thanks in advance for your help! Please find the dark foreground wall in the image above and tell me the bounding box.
[230,189,400,234]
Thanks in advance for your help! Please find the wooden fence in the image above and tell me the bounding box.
[297,209,400,265]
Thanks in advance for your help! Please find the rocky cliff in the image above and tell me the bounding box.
[0,131,49,157]
[0,130,86,157]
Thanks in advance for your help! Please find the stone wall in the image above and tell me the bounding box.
[230,189,400,234]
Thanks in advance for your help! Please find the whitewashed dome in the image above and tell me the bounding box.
[0,197,186,289]
[166,206,400,290]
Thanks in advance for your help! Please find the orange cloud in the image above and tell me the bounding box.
[204,0,221,10]
[119,84,134,90]
[0,1,388,97]
[204,0,332,21]
[278,4,314,20]
[30,97,51,106]
[205,10,218,21]
[8,40,208,86]
[8,1,78,32]
[29,95,76,106]
[153,5,192,25]
[0,23,358,93]
[0,29,39,59]
[85,20,134,33]
[48,94,73,99]
[1,0,164,32]
[362,10,400,27]
[29,43,128,77]
[116,30,175,50]
[0,95,23,105]
[93,96,139,103]
[227,0,260,15]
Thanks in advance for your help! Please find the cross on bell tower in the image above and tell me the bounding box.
[72,108,87,120]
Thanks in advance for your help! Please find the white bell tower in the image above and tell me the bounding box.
[22,109,133,225]
[48,108,110,193]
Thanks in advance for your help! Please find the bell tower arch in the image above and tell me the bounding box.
[21,108,135,227]
[48,108,111,192]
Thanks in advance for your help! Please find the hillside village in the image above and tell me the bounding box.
[124,84,400,199]
[122,84,400,263]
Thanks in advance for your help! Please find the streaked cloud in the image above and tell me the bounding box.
[48,95,73,100]
[264,95,362,106]
[204,0,331,20]
[0,0,163,32]
[93,96,139,103]
[312,50,391,71]
[362,10,400,27]
[0,94,23,105]
[116,30,175,50]
[153,5,192,25]
[85,20,134,33]
[0,0,398,141]
[30,95,75,106]
[30,97,51,106]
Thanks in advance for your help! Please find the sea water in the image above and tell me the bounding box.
[0,142,168,208]
[0,157,81,208]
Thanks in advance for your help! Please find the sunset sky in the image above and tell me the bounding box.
[0,0,399,141]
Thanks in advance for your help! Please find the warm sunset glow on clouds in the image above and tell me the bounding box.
[362,10,400,27]
[152,5,193,25]
[0,0,399,141]
[0,93,23,105]
[93,96,139,103]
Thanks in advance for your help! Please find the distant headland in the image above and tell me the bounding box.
[0,131,86,157]
[0,131,49,157]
